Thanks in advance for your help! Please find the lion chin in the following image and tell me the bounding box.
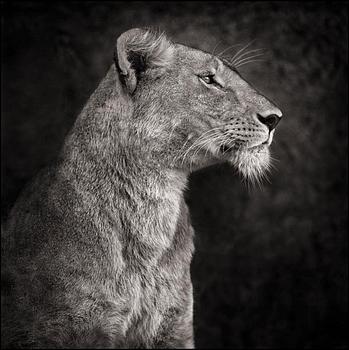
[229,145,271,182]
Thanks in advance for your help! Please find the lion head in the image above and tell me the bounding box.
[115,28,282,181]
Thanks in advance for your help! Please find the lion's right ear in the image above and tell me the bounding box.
[114,28,174,94]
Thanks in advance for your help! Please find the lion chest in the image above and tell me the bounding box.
[107,257,190,346]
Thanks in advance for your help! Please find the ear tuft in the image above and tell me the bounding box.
[126,29,174,68]
[115,28,174,93]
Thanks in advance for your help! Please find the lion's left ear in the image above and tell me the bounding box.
[114,28,174,94]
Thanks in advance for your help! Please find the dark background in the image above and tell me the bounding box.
[1,1,348,348]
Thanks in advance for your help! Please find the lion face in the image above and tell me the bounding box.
[116,29,282,181]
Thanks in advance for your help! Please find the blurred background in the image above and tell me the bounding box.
[1,1,348,348]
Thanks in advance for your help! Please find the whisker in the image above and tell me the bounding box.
[233,53,266,67]
[269,155,280,164]
[171,131,196,166]
[230,48,265,65]
[171,138,189,166]
[229,40,256,66]
[218,131,238,155]
[216,43,243,59]
[186,130,223,157]
[191,134,219,159]
[190,131,224,158]
[188,132,224,171]
[203,132,235,159]
[179,128,223,167]
[211,41,222,57]
[191,127,237,162]
[189,133,223,170]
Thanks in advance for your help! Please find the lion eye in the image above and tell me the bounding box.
[200,75,215,84]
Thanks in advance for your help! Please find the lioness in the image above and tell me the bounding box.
[1,28,282,348]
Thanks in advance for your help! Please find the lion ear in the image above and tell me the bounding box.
[114,28,174,94]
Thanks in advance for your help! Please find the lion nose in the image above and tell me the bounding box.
[257,111,282,131]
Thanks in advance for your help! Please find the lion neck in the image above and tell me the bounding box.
[60,65,189,266]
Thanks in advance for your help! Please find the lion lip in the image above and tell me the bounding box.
[246,143,268,151]
[264,131,274,146]
[220,141,269,154]
[262,136,273,146]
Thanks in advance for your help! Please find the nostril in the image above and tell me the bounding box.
[257,113,281,131]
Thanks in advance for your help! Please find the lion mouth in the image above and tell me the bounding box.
[219,142,267,155]
[219,144,234,154]
[247,143,269,151]
[226,143,271,181]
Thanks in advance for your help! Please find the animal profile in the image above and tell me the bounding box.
[1,28,282,348]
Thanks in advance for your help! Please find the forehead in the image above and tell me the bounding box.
[174,43,236,76]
